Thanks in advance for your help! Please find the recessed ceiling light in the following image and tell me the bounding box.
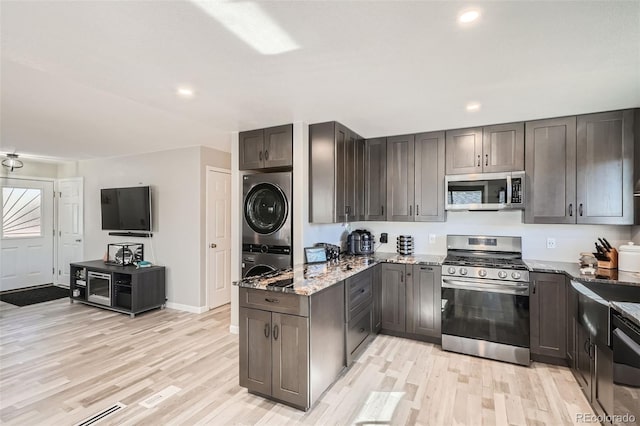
[177,87,194,98]
[458,9,481,24]
[466,102,481,111]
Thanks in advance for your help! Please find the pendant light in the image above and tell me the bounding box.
[2,153,24,172]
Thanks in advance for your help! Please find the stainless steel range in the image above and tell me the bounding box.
[441,235,531,365]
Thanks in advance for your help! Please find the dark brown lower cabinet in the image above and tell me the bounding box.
[239,285,344,411]
[381,263,441,341]
[381,264,407,332]
[407,265,441,339]
[530,273,567,363]
[373,264,382,332]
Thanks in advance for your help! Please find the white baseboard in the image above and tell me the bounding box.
[229,325,239,335]
[165,302,208,314]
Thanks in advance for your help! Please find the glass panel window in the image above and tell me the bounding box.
[2,187,42,238]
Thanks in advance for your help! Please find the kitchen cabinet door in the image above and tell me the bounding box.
[530,273,567,360]
[373,264,382,332]
[345,132,357,221]
[414,131,445,222]
[365,138,387,221]
[335,124,349,223]
[239,129,265,170]
[575,321,593,398]
[355,137,366,221]
[239,307,272,396]
[386,135,415,221]
[482,122,524,173]
[567,282,577,367]
[576,110,634,225]
[263,124,293,169]
[381,264,406,332]
[524,117,577,224]
[271,312,309,408]
[407,265,441,338]
[445,128,483,175]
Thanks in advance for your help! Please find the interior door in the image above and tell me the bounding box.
[56,177,83,286]
[0,178,54,291]
[207,168,231,309]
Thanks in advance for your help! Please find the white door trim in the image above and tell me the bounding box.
[205,166,231,310]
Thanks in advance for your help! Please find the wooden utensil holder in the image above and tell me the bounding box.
[597,248,618,269]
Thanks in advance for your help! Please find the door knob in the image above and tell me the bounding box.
[210,243,217,248]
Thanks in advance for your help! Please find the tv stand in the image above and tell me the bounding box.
[70,260,165,317]
[108,231,153,238]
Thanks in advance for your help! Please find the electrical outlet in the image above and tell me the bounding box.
[429,234,436,244]
[546,238,556,249]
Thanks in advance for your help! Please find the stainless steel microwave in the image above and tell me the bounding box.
[445,171,525,211]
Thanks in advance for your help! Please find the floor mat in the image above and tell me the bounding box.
[0,285,68,306]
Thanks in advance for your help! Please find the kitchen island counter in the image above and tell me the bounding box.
[233,253,444,296]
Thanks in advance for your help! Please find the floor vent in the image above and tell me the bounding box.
[75,402,126,426]
[139,385,181,408]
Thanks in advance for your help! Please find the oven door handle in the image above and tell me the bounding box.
[442,278,529,295]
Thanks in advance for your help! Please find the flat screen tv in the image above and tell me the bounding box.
[101,186,152,231]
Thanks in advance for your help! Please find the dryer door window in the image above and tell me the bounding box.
[244,183,288,234]
[244,264,276,278]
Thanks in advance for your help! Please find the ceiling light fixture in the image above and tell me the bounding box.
[458,9,481,24]
[466,102,481,112]
[2,153,24,172]
[177,87,194,98]
[192,1,299,55]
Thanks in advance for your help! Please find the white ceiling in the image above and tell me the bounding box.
[1,1,639,160]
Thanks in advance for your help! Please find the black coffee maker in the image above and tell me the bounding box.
[347,229,374,255]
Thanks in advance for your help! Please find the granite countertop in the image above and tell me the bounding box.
[524,259,640,287]
[610,302,640,328]
[233,253,444,296]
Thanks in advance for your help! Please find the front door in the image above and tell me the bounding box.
[56,178,84,286]
[206,168,231,309]
[0,178,54,291]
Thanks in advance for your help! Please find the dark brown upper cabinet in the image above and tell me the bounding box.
[364,138,387,221]
[239,124,293,170]
[309,121,363,223]
[445,123,524,175]
[576,110,634,225]
[386,132,445,222]
[525,116,577,224]
[526,110,634,225]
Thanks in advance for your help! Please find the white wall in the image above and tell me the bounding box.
[60,145,230,312]
[355,211,632,261]
[0,158,59,178]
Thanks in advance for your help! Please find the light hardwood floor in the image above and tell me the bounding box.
[0,299,596,425]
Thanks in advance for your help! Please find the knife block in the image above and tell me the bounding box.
[597,248,618,269]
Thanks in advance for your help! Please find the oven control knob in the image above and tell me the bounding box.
[511,272,522,280]
[447,267,456,275]
[459,268,468,276]
[498,271,508,279]
[478,269,487,277]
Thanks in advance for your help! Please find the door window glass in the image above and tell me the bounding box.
[244,183,287,234]
[2,187,42,238]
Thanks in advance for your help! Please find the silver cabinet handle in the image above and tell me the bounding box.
[264,323,270,338]
[265,150,269,161]
[416,205,419,216]
[210,243,217,248]
[568,203,573,217]
[409,205,413,216]
[75,239,82,242]
[485,154,488,166]
[477,155,481,167]
[259,151,263,161]
[273,324,279,340]
[265,298,280,303]
[579,203,583,216]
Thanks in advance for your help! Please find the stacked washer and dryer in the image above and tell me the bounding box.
[241,172,293,277]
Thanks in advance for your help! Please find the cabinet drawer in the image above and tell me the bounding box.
[346,270,373,321]
[239,288,309,317]
[347,306,372,356]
